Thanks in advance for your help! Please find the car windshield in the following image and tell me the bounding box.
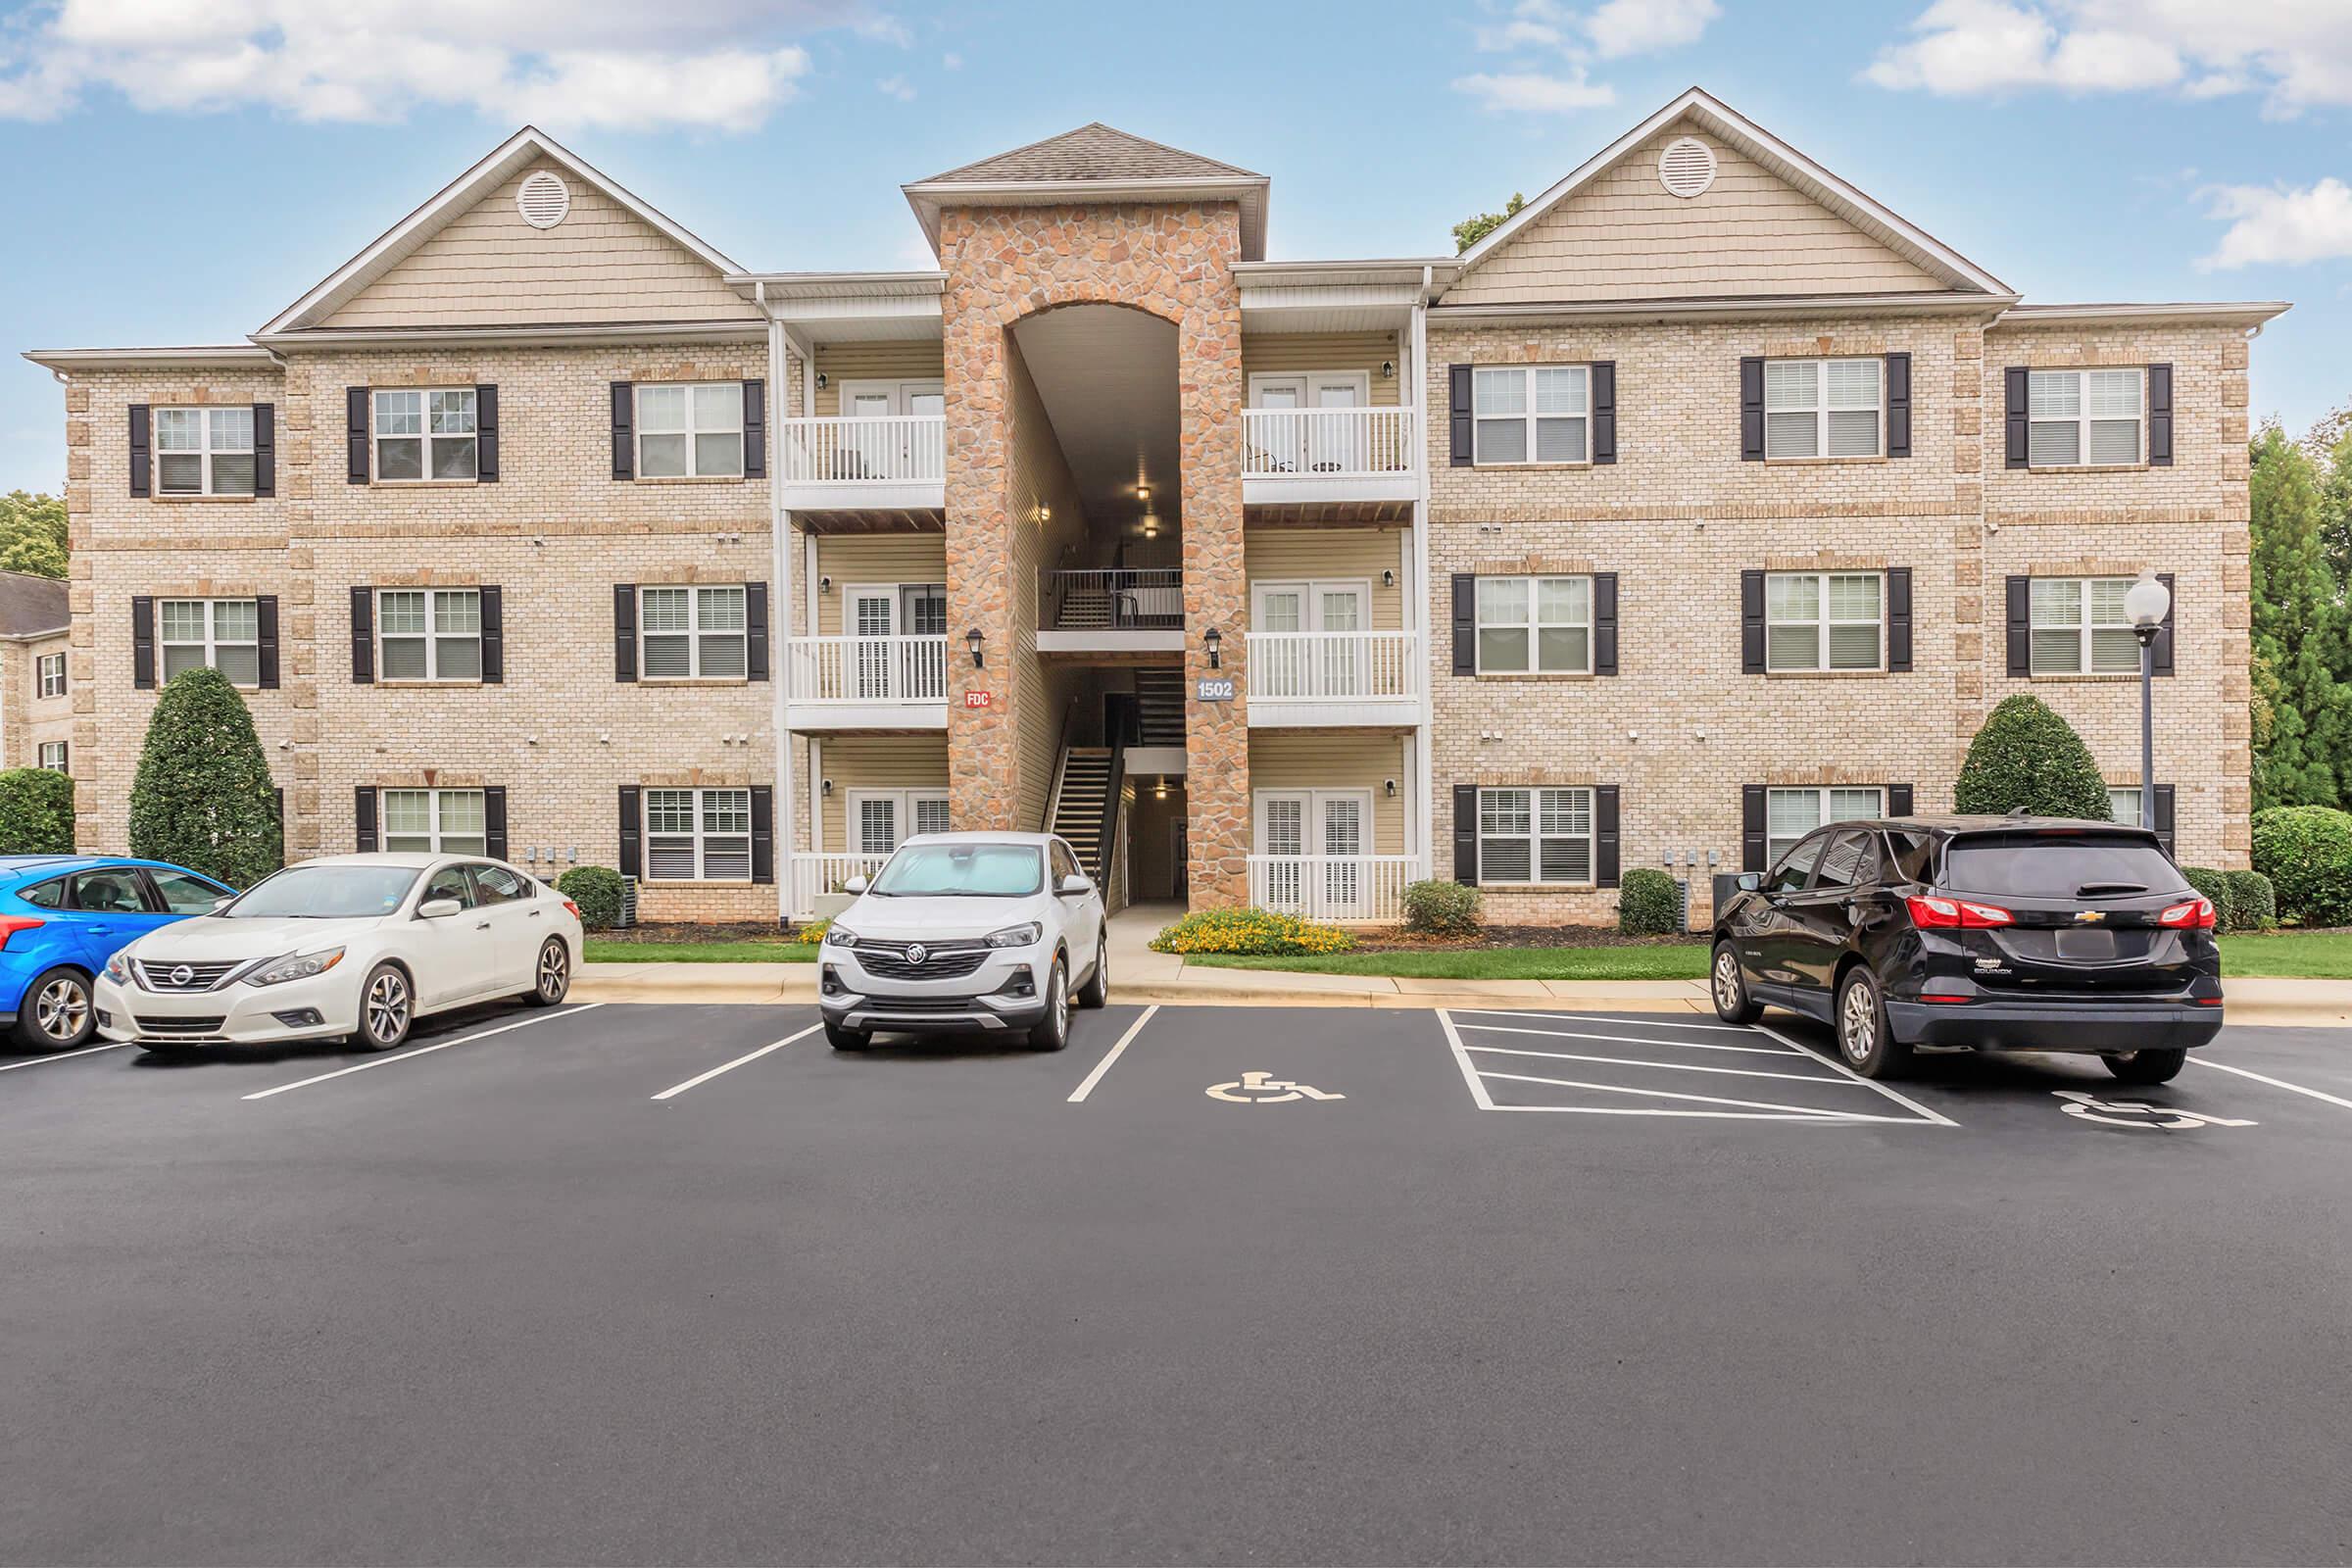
[1941,833,2186,901]
[868,844,1044,898]
[223,864,419,919]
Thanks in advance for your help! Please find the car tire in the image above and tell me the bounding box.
[1076,933,1109,1009]
[824,1019,870,1052]
[1028,957,1070,1052]
[350,963,413,1053]
[522,938,569,1006]
[2102,1048,2188,1085]
[13,966,94,1052]
[1836,967,1912,1080]
[1709,942,1762,1026]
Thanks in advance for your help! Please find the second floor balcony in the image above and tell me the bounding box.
[779,415,947,514]
[784,632,948,730]
[1246,629,1420,727]
[1242,406,1420,510]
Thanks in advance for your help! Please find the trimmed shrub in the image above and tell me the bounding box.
[0,766,74,855]
[1953,694,2114,820]
[2226,870,2278,932]
[556,865,626,930]
[2180,866,2234,933]
[1401,878,1482,937]
[2251,806,2352,927]
[1617,867,1682,935]
[127,667,280,887]
[1149,906,1357,956]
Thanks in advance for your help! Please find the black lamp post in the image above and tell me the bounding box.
[2125,570,2172,830]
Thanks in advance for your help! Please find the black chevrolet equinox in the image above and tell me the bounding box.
[1711,815,2224,1082]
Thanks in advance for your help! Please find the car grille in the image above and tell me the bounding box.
[134,959,240,993]
[133,1015,227,1036]
[855,942,989,981]
[864,997,987,1013]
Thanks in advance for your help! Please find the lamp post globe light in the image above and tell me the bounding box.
[2126,569,2172,835]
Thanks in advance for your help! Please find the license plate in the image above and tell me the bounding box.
[2054,927,2119,961]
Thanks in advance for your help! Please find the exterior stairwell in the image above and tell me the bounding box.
[1134,667,1186,747]
[1049,747,1116,879]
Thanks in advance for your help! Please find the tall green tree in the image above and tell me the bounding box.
[0,490,67,579]
[127,668,281,887]
[1452,192,1525,254]
[2316,428,2352,589]
[2248,424,2352,810]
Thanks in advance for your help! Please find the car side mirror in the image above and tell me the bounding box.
[416,898,464,919]
[843,875,868,895]
[1736,872,1762,893]
[209,895,235,913]
[1057,874,1093,897]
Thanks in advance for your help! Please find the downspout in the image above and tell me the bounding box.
[761,281,797,924]
[1413,267,1436,883]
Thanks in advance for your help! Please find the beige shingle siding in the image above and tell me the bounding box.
[1239,333,1402,407]
[1248,732,1408,857]
[811,342,949,416]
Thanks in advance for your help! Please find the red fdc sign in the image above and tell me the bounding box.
[964,690,993,709]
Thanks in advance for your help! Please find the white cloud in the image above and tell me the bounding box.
[2198,177,2352,269]
[1583,0,1718,59]
[1458,0,1711,114]
[941,52,962,71]
[876,73,914,101]
[1451,69,1615,115]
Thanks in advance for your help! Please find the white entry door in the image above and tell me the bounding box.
[1252,580,1370,699]
[1252,376,1305,473]
[1254,790,1374,917]
[845,584,897,700]
[841,380,943,480]
[1306,373,1367,472]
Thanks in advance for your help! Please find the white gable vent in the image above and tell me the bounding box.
[1657,137,1717,199]
[516,171,571,229]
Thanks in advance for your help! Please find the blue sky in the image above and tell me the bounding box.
[5,0,2350,494]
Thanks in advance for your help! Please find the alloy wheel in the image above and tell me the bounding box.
[538,942,567,1001]
[368,971,411,1045]
[1839,980,1876,1063]
[1712,950,1740,1011]
[1050,965,1067,1043]
[34,976,88,1042]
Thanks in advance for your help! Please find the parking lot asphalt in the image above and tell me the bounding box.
[2,1002,2348,1566]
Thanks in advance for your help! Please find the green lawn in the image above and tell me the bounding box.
[584,940,816,964]
[1184,944,1711,981]
[2217,930,2352,979]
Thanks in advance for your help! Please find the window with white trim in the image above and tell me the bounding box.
[381,788,486,854]
[1763,358,1882,460]
[2108,787,2144,827]
[1478,786,1593,884]
[2029,577,2136,675]
[850,790,952,856]
[376,589,481,681]
[154,407,254,496]
[1765,571,1882,671]
[159,598,260,686]
[35,653,66,699]
[2029,369,2142,467]
[1766,786,1885,865]
[1472,366,1589,465]
[1475,575,1592,673]
[37,741,67,772]
[639,585,747,678]
[637,383,744,478]
[372,389,477,482]
[645,787,752,881]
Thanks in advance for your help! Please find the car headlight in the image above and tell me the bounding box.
[244,948,346,987]
[985,922,1043,950]
[824,925,860,948]
[105,953,130,984]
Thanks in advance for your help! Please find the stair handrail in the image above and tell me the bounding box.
[1042,693,1083,831]
[1095,727,1127,887]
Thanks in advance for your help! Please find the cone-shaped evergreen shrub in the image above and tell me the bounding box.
[1953,694,2113,820]
[0,766,74,854]
[127,667,281,887]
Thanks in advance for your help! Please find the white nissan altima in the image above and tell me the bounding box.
[92,853,581,1054]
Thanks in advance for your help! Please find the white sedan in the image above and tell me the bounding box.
[93,853,581,1054]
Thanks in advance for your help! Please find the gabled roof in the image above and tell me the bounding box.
[257,126,745,339]
[904,122,1269,261]
[1449,86,2012,299]
[0,570,69,639]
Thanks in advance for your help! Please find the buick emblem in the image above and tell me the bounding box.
[906,944,928,965]
[170,964,194,986]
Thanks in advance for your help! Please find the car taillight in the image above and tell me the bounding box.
[563,899,582,919]
[0,915,44,952]
[1905,895,2013,929]
[2158,897,2216,929]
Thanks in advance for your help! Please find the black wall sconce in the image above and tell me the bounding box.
[1380,360,1396,380]
[1384,779,1397,798]
[819,575,832,593]
[1382,569,1396,588]
[966,627,985,668]
[1203,626,1223,669]
[813,371,828,390]
[821,778,834,797]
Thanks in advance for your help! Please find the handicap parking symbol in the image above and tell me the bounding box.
[2053,1090,2255,1130]
[1206,1070,1345,1105]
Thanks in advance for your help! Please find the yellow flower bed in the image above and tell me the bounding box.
[1149,906,1357,956]
[793,918,831,945]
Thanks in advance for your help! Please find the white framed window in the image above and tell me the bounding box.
[37,741,67,772]
[2029,369,2142,467]
[1475,575,1592,673]
[2030,577,2138,675]
[380,788,486,854]
[1477,786,1593,885]
[637,382,744,478]
[1766,786,1885,865]
[639,585,747,679]
[154,407,254,496]
[159,598,260,686]
[376,589,482,682]
[645,787,752,881]
[2109,787,2144,828]
[1765,571,1883,672]
[848,790,952,856]
[372,389,477,482]
[35,653,66,699]
[1472,366,1590,465]
[1763,358,1882,460]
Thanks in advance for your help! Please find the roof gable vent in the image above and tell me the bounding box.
[1657,136,1717,199]
[516,171,571,229]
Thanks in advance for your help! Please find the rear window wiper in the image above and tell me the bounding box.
[2075,882,2148,896]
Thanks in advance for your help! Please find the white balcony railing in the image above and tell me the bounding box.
[788,853,892,918]
[785,634,948,704]
[1242,407,1418,481]
[1249,855,1419,923]
[779,416,946,487]
[1247,630,1418,702]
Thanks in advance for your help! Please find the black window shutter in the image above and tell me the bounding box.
[483,786,509,861]
[1451,573,1477,675]
[252,403,275,496]
[2153,785,2176,855]
[475,384,500,482]
[128,404,151,497]
[349,586,374,684]
[1740,357,1764,462]
[746,582,770,681]
[1595,785,1621,888]
[1885,353,1911,459]
[2004,368,2029,468]
[612,584,638,682]
[2146,364,2173,466]
[2005,575,2032,676]
[1452,784,1480,886]
[742,379,766,478]
[1741,785,1768,872]
[1740,569,1766,673]
[1592,571,1619,675]
[1887,783,1915,817]
[355,786,378,853]
[131,596,155,689]
[1886,566,1913,672]
[256,596,280,690]
[751,786,775,884]
[347,387,370,483]
[2154,572,2176,676]
[480,585,505,684]
[611,382,634,479]
[1448,366,1474,466]
[1591,361,1617,465]
[617,787,642,879]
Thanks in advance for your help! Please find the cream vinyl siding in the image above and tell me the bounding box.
[1004,334,1090,832]
[813,536,949,635]
[818,736,950,853]
[1240,333,1401,407]
[1248,732,1408,857]
[813,342,949,415]
[1446,123,1947,306]
[1245,528,1405,629]
[321,166,762,328]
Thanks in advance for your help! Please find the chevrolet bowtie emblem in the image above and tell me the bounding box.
[2074,910,2107,923]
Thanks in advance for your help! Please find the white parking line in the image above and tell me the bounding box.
[1451,1008,1761,1035]
[1478,1070,1933,1124]
[1463,1042,1884,1087]
[1752,1019,1959,1127]
[2190,1055,2352,1113]
[1437,1008,1496,1110]
[1067,1004,1159,1104]
[0,1041,130,1073]
[244,1004,603,1102]
[1454,1021,1807,1057]
[650,1022,823,1102]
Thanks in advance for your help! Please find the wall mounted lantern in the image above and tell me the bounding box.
[966,627,986,668]
[1203,626,1223,669]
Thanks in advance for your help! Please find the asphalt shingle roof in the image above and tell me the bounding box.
[921,122,1259,185]
[0,570,67,637]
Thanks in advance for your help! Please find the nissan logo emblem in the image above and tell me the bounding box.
[170,965,194,986]
[906,944,928,965]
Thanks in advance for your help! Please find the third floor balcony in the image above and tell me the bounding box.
[778,414,946,514]
[1241,405,1420,510]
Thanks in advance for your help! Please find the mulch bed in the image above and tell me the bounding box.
[590,921,795,945]
[1349,924,1695,953]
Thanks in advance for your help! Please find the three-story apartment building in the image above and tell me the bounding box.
[28,88,2281,927]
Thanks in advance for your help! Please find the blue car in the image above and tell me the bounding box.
[0,857,237,1052]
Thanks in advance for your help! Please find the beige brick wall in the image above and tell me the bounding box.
[2,631,74,771]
